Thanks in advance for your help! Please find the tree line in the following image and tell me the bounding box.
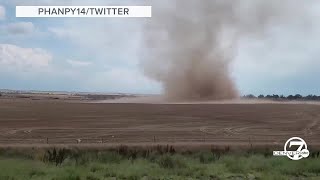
[242,94,320,101]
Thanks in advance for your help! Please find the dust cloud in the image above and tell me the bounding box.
[141,0,309,102]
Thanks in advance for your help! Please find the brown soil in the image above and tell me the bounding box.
[0,99,319,148]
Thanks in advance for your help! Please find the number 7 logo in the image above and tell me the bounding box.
[284,137,309,160]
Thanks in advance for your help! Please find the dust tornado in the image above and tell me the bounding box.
[141,0,307,101]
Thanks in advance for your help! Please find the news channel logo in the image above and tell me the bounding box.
[273,137,310,160]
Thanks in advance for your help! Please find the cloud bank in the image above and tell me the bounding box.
[0,44,52,70]
[2,22,35,35]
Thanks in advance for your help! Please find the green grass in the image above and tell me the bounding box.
[0,146,319,180]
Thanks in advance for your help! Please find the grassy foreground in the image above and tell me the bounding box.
[0,146,319,180]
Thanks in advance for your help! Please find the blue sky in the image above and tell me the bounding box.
[0,0,320,95]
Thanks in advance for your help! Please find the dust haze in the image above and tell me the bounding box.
[141,0,310,102]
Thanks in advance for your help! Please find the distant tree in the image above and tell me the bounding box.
[294,94,303,100]
[242,93,320,101]
[244,94,256,99]
[266,95,273,99]
[312,95,320,101]
[287,95,295,100]
[305,95,314,100]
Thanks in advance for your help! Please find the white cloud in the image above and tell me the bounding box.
[45,1,147,66]
[87,67,161,94]
[0,44,52,70]
[0,6,5,20]
[49,18,144,67]
[48,27,73,38]
[67,59,92,67]
[234,27,320,78]
[3,22,35,35]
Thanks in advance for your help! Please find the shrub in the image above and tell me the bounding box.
[199,152,219,164]
[98,152,122,164]
[157,154,187,169]
[43,148,70,166]
[158,155,175,168]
